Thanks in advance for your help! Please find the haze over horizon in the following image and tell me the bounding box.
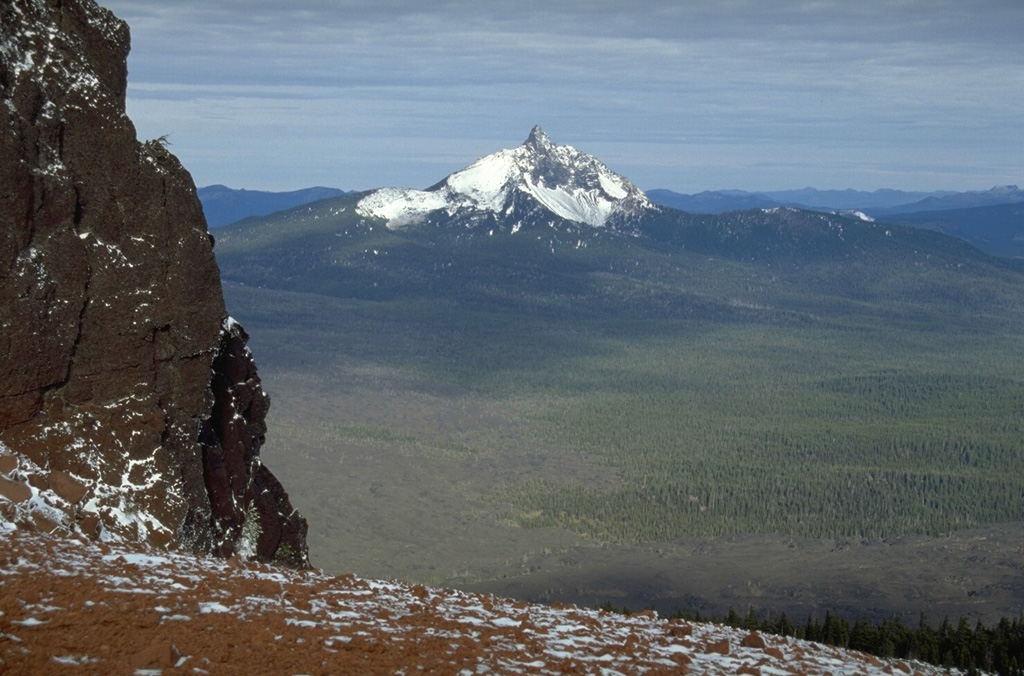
[102,0,1023,194]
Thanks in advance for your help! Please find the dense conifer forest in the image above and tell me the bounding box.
[598,600,1024,674]
[679,606,1024,675]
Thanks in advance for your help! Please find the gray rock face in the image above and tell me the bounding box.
[0,0,308,566]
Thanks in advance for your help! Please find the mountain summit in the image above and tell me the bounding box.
[357,126,654,229]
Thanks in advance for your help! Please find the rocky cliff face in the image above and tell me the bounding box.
[0,0,308,566]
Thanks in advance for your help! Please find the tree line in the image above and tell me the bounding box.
[601,602,1024,675]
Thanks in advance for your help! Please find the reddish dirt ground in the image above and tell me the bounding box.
[0,525,946,676]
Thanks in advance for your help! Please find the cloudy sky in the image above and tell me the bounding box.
[101,0,1023,194]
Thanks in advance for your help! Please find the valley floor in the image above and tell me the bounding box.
[0,524,953,675]
[458,523,1024,627]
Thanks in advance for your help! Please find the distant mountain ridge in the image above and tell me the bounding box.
[198,177,1021,257]
[198,184,348,227]
[205,127,1023,312]
[643,186,1024,259]
[879,201,1024,259]
[864,184,1024,216]
[212,127,1014,318]
[203,181,1019,243]
[644,187,1012,214]
[758,187,953,210]
[646,189,784,213]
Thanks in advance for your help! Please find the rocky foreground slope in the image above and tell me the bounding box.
[0,522,953,676]
[0,0,307,564]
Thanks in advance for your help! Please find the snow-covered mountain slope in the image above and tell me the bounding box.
[357,126,654,229]
[0,525,954,676]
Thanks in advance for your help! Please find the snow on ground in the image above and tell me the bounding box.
[445,150,518,211]
[523,175,618,227]
[355,187,451,228]
[0,526,955,675]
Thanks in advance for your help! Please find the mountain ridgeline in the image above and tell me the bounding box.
[646,185,1024,215]
[199,185,349,228]
[215,127,1019,330]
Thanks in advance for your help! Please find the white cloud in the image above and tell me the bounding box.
[103,0,1024,192]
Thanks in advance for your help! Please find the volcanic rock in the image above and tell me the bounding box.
[0,0,308,566]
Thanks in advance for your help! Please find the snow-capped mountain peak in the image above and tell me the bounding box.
[523,123,555,151]
[357,126,653,229]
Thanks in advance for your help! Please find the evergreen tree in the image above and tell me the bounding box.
[850,615,878,654]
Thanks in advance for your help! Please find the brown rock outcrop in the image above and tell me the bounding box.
[741,631,768,650]
[0,0,308,565]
